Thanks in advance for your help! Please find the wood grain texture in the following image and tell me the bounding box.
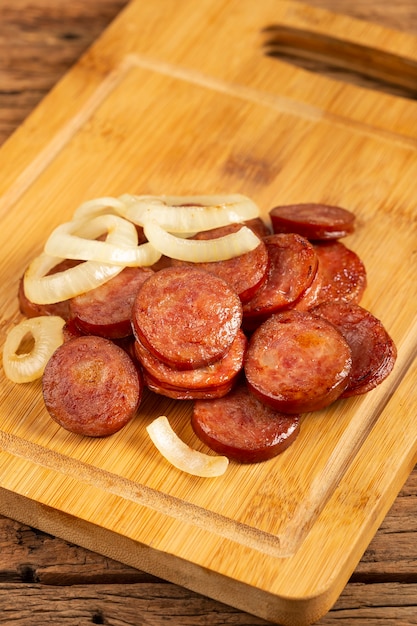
[0,1,416,625]
[0,0,128,146]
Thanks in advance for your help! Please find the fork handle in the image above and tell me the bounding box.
[263,24,417,98]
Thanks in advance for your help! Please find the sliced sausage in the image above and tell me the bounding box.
[131,266,242,370]
[311,301,397,397]
[62,318,84,341]
[313,241,367,305]
[134,329,247,399]
[18,258,81,321]
[244,217,272,238]
[244,310,352,413]
[172,223,269,303]
[144,373,235,400]
[42,335,142,437]
[69,266,154,339]
[242,233,318,329]
[63,316,138,360]
[289,264,323,311]
[192,379,301,463]
[149,254,172,272]
[270,203,355,240]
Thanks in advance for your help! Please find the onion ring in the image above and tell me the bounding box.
[120,193,260,233]
[2,316,65,383]
[44,214,160,267]
[143,220,260,262]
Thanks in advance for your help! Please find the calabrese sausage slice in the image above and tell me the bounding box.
[192,379,301,463]
[313,241,367,305]
[172,222,269,303]
[144,373,235,401]
[311,301,397,397]
[242,233,318,330]
[269,203,355,240]
[42,335,142,436]
[244,310,352,413]
[131,266,242,370]
[62,318,84,342]
[69,266,154,339]
[134,329,247,400]
[289,263,323,312]
[18,258,81,321]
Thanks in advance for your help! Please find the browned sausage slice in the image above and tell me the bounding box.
[69,266,154,339]
[192,380,301,463]
[270,203,355,240]
[131,267,242,370]
[42,335,142,436]
[134,329,247,399]
[243,217,272,238]
[172,223,269,303]
[18,259,81,321]
[244,310,352,413]
[311,301,397,397]
[242,233,318,329]
[144,374,235,401]
[289,264,323,311]
[313,241,367,305]
[62,318,84,342]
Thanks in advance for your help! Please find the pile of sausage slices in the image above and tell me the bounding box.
[4,197,397,475]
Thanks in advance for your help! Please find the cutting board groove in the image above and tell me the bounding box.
[2,50,417,224]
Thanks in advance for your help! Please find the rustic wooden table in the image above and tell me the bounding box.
[1,1,416,624]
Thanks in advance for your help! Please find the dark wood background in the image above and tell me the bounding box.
[1,1,416,624]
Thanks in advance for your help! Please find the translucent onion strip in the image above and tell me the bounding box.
[23,253,125,304]
[144,220,260,262]
[72,196,127,221]
[3,316,65,383]
[120,193,260,233]
[44,214,161,267]
[146,415,229,477]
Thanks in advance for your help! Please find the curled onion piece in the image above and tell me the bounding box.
[143,220,260,262]
[23,253,125,304]
[44,214,161,267]
[72,196,127,221]
[2,316,65,383]
[146,416,229,477]
[120,193,260,233]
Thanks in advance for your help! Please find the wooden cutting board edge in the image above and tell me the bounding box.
[1,1,417,624]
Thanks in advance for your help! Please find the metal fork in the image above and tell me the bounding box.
[262,24,417,99]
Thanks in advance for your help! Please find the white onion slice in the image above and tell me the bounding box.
[23,253,125,304]
[2,316,65,383]
[72,196,127,221]
[120,193,259,233]
[44,214,160,267]
[146,416,229,477]
[143,220,260,262]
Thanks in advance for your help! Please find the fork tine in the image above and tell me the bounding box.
[261,25,417,98]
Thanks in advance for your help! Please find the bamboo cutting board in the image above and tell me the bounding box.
[0,1,417,624]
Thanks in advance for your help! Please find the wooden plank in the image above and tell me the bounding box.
[1,580,417,626]
[1,515,417,624]
[0,0,129,146]
[0,1,416,624]
[0,582,271,626]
